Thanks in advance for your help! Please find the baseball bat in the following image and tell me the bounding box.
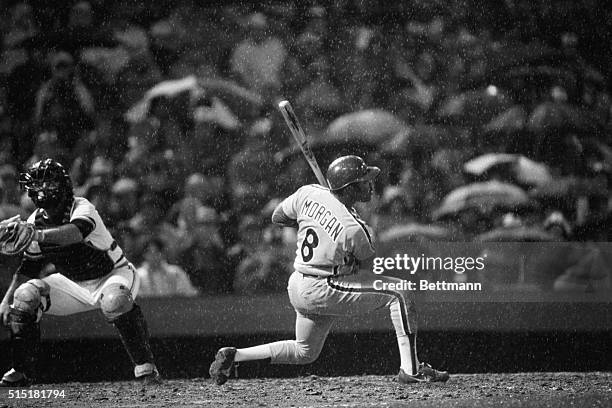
[277,100,329,188]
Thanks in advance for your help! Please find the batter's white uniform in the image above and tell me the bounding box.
[22,197,139,317]
[267,185,418,372]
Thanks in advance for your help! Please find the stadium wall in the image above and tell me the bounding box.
[0,292,609,382]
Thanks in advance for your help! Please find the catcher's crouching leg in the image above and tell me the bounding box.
[1,279,50,386]
[100,283,159,381]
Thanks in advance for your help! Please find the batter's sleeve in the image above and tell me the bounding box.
[280,187,304,219]
[344,225,376,261]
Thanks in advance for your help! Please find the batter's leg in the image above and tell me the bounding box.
[244,311,335,364]
[209,312,335,385]
[326,275,419,375]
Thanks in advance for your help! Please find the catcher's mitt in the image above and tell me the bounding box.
[0,216,37,256]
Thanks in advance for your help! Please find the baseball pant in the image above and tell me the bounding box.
[267,271,418,372]
[42,263,139,316]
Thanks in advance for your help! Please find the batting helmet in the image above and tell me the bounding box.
[19,158,73,209]
[326,155,380,191]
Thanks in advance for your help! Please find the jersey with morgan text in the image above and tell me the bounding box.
[281,184,375,277]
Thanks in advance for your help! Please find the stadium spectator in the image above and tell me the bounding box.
[34,51,96,153]
[0,1,610,297]
[136,237,199,297]
[168,198,227,293]
[229,12,287,101]
[232,217,292,294]
[0,165,21,206]
[113,26,163,112]
[108,177,139,227]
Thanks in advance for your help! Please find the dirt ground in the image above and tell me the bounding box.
[1,372,611,408]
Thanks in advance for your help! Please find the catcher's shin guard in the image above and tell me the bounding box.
[8,308,41,379]
[109,304,155,366]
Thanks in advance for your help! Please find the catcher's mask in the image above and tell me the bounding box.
[19,158,73,210]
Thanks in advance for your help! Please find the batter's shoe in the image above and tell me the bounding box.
[0,368,32,387]
[209,347,237,385]
[398,363,450,384]
[135,362,162,385]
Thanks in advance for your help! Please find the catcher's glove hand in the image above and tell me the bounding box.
[0,216,37,256]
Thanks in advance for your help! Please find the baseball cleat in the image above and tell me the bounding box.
[398,363,450,384]
[0,368,32,387]
[135,362,162,385]
[209,347,237,385]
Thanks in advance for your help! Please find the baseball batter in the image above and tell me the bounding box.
[210,155,449,384]
[0,159,160,386]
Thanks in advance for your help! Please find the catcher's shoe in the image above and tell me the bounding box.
[398,363,450,384]
[209,347,237,385]
[0,368,32,387]
[135,363,162,385]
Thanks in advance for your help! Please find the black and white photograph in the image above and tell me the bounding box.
[0,1,610,407]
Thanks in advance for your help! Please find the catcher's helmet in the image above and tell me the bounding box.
[19,158,73,209]
[326,155,380,191]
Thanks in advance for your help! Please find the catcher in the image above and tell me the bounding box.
[210,155,449,385]
[0,158,160,386]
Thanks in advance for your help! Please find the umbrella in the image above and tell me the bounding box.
[463,41,566,88]
[464,153,516,175]
[433,181,530,220]
[473,226,560,242]
[324,109,408,144]
[529,176,607,201]
[125,75,201,123]
[12,29,118,54]
[379,125,466,157]
[464,153,552,187]
[125,75,263,124]
[436,87,514,126]
[196,77,264,117]
[482,105,528,134]
[379,223,453,243]
[479,65,580,93]
[527,101,602,135]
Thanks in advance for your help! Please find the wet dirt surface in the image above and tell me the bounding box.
[1,372,611,408]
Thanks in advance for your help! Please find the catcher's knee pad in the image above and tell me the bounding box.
[12,279,50,319]
[100,283,134,320]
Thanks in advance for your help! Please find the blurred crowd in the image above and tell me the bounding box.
[1,0,612,295]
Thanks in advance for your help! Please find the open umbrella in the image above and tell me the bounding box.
[324,109,408,144]
[463,153,516,175]
[527,101,602,135]
[463,41,566,88]
[482,105,528,134]
[125,75,201,123]
[529,176,607,202]
[464,153,552,187]
[125,75,262,125]
[433,181,530,220]
[379,223,453,243]
[473,226,560,242]
[379,124,466,157]
[436,87,514,126]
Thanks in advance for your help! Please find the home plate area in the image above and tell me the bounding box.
[1,372,611,408]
